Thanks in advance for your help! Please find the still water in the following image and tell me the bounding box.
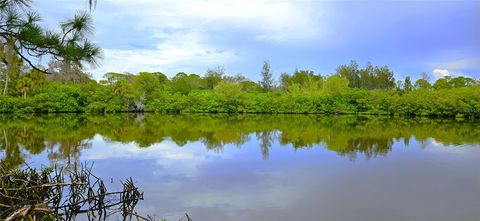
[1,114,479,221]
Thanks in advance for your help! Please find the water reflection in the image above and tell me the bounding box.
[1,114,479,221]
[1,114,479,169]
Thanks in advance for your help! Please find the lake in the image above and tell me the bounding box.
[1,114,479,221]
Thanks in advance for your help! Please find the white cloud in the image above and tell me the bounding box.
[106,0,326,43]
[426,139,477,155]
[432,69,450,78]
[91,31,238,78]
[87,0,329,78]
[83,135,235,176]
[431,68,476,79]
[428,56,480,80]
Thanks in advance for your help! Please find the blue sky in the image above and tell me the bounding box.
[35,0,479,81]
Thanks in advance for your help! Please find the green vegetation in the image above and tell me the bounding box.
[1,62,479,117]
[1,113,479,169]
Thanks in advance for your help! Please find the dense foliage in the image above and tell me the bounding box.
[0,63,479,117]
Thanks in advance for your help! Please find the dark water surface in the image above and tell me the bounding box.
[1,114,479,221]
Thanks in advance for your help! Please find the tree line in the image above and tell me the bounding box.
[1,59,479,117]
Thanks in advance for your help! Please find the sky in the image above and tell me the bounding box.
[35,0,480,81]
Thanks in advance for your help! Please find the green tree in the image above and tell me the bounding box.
[414,79,431,90]
[215,81,242,101]
[337,61,395,90]
[102,72,131,85]
[132,72,161,95]
[404,76,413,91]
[259,60,274,91]
[433,77,452,90]
[358,62,374,89]
[15,77,31,98]
[0,0,101,94]
[323,75,349,95]
[202,67,224,89]
[280,69,322,92]
[14,69,45,97]
[396,80,403,91]
[336,60,359,88]
[373,65,396,89]
[170,72,201,95]
[239,80,262,92]
[449,76,476,88]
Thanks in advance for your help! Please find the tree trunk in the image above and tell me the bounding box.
[3,73,9,95]
[3,129,8,150]
[3,40,16,95]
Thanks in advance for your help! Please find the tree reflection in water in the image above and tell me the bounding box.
[1,113,479,169]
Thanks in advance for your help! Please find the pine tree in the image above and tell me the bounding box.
[259,60,273,91]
